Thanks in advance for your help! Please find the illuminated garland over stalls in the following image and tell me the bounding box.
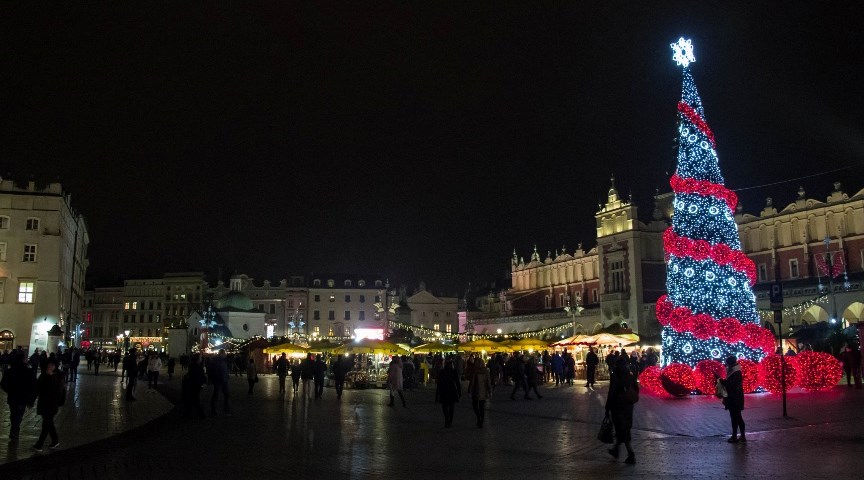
[660,38,767,375]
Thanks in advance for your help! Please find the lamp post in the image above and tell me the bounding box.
[821,237,842,329]
[564,295,584,336]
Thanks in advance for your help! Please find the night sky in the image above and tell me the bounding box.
[2,3,862,295]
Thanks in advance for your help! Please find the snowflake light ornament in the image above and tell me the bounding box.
[671,37,695,68]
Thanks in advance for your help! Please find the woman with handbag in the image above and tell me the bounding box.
[605,357,637,464]
[32,360,64,451]
[718,355,746,443]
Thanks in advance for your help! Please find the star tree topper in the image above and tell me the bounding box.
[671,37,695,68]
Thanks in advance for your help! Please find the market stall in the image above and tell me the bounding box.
[332,339,409,388]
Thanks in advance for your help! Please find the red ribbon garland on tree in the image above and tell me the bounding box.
[656,294,774,354]
[677,101,717,148]
[663,228,757,284]
[669,174,738,212]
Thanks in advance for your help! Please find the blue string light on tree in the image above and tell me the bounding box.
[660,38,769,371]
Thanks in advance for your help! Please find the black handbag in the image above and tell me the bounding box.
[598,413,614,443]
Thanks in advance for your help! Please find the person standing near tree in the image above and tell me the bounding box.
[718,355,746,443]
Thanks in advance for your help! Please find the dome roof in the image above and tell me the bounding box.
[217,290,254,311]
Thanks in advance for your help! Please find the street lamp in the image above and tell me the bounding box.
[564,295,584,336]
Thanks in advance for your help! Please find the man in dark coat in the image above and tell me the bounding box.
[605,357,638,464]
[313,354,326,399]
[585,346,599,389]
[332,356,347,400]
[123,349,139,401]
[275,353,289,394]
[718,355,746,443]
[1,353,35,443]
[435,360,461,428]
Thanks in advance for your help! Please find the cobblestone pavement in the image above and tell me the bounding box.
[1,369,863,479]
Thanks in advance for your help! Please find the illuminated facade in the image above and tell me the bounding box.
[0,179,89,352]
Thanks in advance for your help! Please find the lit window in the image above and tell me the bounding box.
[345,326,351,337]
[329,295,335,302]
[25,218,40,231]
[789,259,799,279]
[328,327,334,336]
[446,324,452,333]
[0,242,6,261]
[0,216,9,229]
[22,244,37,262]
[327,279,334,288]
[18,281,35,303]
[313,326,320,335]
[433,324,440,331]
[132,301,138,310]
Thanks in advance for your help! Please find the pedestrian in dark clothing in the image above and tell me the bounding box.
[605,357,638,464]
[551,352,564,386]
[208,349,231,416]
[718,355,746,443]
[509,354,531,400]
[586,347,599,389]
[246,358,258,395]
[275,353,289,394]
[564,352,576,385]
[525,357,543,399]
[332,356,347,399]
[70,350,80,382]
[182,354,207,419]
[290,361,301,395]
[435,360,461,428]
[1,353,35,444]
[123,350,138,401]
[167,357,176,380]
[92,350,101,376]
[840,345,862,389]
[469,360,492,428]
[313,354,326,399]
[32,361,64,451]
[301,354,315,399]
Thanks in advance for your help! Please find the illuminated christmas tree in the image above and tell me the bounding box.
[656,38,774,367]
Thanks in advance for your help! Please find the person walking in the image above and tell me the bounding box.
[209,349,231,416]
[123,349,139,401]
[182,353,207,419]
[586,346,599,389]
[469,356,492,428]
[387,356,407,407]
[435,359,460,428]
[551,351,563,386]
[605,357,638,464]
[32,361,65,451]
[1,353,35,445]
[246,357,258,395]
[718,355,746,443]
[290,360,301,395]
[509,353,530,400]
[300,353,315,399]
[332,355,347,400]
[840,344,862,389]
[275,353,289,394]
[147,352,162,389]
[70,350,80,382]
[166,356,176,380]
[525,356,543,399]
[313,354,326,399]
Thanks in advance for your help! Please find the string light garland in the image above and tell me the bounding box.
[661,363,696,396]
[757,354,797,393]
[793,351,842,391]
[639,366,672,397]
[693,359,726,395]
[386,320,575,341]
[757,295,828,321]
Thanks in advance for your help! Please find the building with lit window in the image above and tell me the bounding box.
[0,179,89,352]
[470,179,864,341]
[306,274,388,340]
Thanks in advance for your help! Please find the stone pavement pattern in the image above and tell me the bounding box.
[1,369,863,479]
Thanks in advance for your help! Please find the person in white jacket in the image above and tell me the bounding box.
[147,353,162,389]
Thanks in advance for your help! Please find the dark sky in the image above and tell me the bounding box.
[2,3,862,295]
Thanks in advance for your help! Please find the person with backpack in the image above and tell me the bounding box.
[605,357,638,464]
